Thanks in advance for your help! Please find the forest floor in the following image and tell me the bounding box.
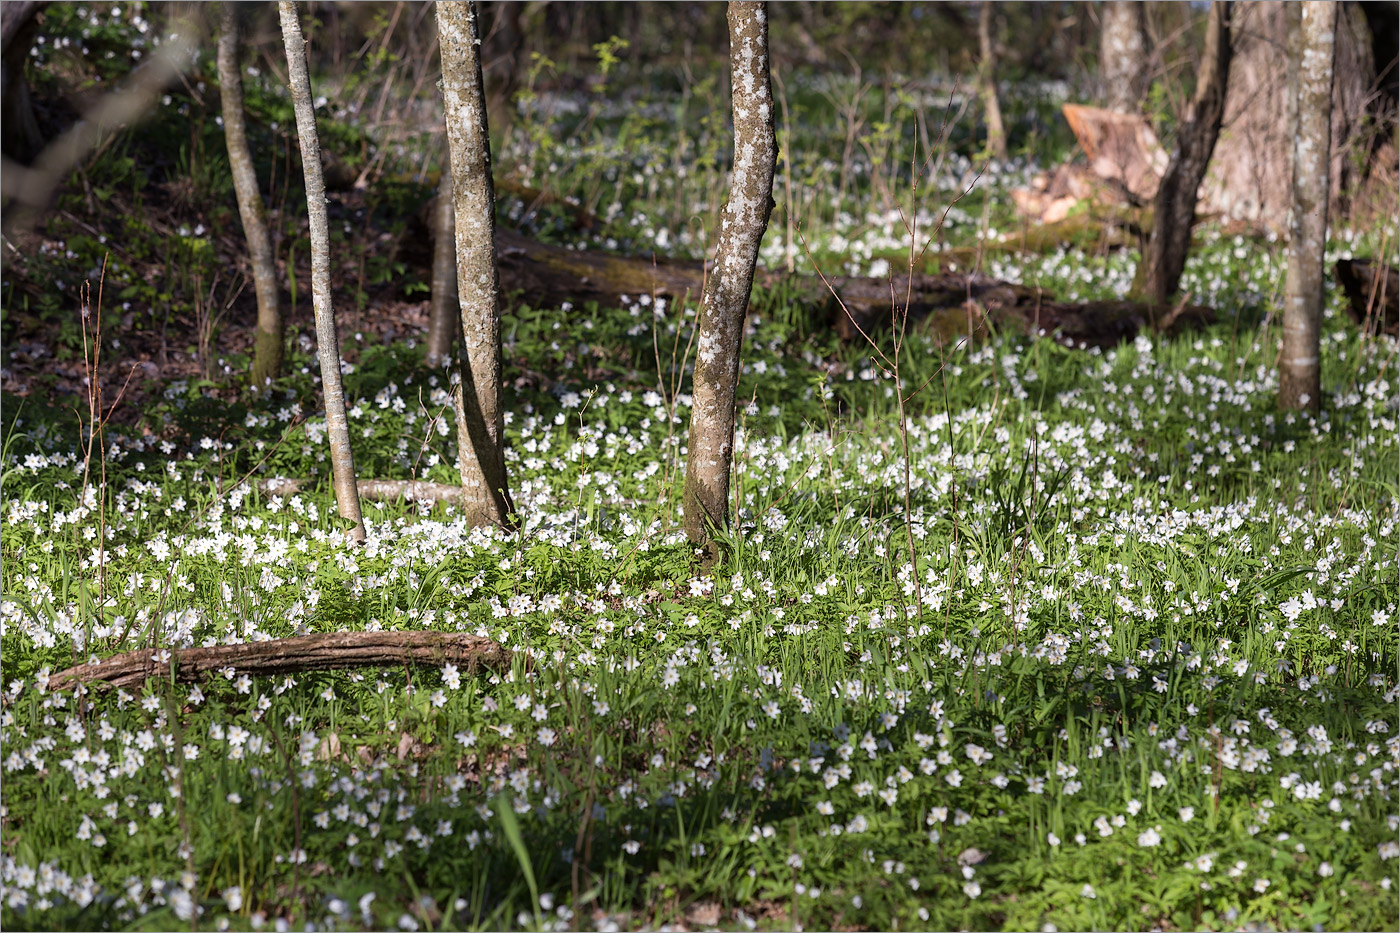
[1,6,1398,932]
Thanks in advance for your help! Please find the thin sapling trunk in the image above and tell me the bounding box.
[426,164,458,368]
[682,1,777,564]
[1279,0,1337,412]
[279,0,366,543]
[218,3,283,392]
[977,2,1007,161]
[437,0,515,528]
[1136,1,1233,303]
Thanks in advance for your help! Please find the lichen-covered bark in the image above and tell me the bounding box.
[437,0,515,528]
[279,0,365,543]
[1101,1,1150,113]
[219,4,283,392]
[1137,1,1232,303]
[682,1,777,563]
[1280,0,1337,412]
[977,2,1007,161]
[426,166,457,368]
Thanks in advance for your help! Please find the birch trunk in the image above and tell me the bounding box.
[1101,1,1150,113]
[426,165,457,368]
[682,1,776,563]
[1280,0,1337,412]
[437,0,515,528]
[219,3,283,392]
[1136,1,1232,303]
[977,2,1008,161]
[279,0,366,543]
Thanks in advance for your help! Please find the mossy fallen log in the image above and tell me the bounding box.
[494,227,1210,349]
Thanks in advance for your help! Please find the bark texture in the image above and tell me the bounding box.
[682,1,777,562]
[1279,0,1337,412]
[438,0,515,529]
[280,0,366,543]
[1137,1,1232,303]
[48,631,515,692]
[977,2,1007,160]
[1101,1,1150,113]
[1205,1,1386,233]
[426,164,457,367]
[218,4,283,392]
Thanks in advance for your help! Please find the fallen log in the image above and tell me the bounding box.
[494,227,1212,350]
[47,631,516,692]
[1336,258,1398,337]
[260,476,464,504]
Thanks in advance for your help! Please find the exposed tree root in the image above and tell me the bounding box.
[48,631,516,692]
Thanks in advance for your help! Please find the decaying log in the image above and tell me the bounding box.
[493,227,1211,349]
[496,226,704,309]
[1336,259,1399,336]
[260,477,465,504]
[832,277,1213,349]
[48,631,516,692]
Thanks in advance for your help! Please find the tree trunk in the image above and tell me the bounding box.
[1101,1,1149,113]
[437,0,515,529]
[977,2,1008,161]
[480,1,525,132]
[426,163,457,368]
[279,0,366,544]
[1,1,46,162]
[1204,1,1387,233]
[682,1,777,563]
[1279,1,1337,412]
[1136,1,1232,304]
[219,4,283,393]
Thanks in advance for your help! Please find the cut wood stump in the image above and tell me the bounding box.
[47,631,516,692]
[1061,103,1167,202]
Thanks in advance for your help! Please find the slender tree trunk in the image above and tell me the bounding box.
[977,2,1008,161]
[1280,1,1337,412]
[1101,1,1150,113]
[682,1,777,564]
[1136,1,1232,303]
[219,4,283,393]
[279,0,366,543]
[426,164,457,368]
[1,1,46,162]
[437,0,515,528]
[481,1,524,132]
